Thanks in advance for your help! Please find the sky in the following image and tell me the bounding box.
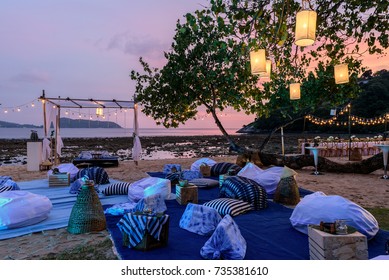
[0,0,388,130]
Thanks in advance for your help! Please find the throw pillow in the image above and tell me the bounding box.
[220,176,267,210]
[211,162,242,176]
[102,182,132,196]
[203,198,253,217]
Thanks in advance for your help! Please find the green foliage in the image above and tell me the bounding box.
[130,0,388,146]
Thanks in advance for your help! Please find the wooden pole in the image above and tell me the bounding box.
[55,106,60,165]
[348,104,352,161]
[281,126,285,156]
[42,90,47,137]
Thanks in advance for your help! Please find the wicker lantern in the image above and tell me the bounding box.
[295,9,317,47]
[250,49,266,75]
[334,64,349,84]
[96,107,104,116]
[260,60,272,78]
[290,83,301,100]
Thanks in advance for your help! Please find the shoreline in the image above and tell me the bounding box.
[0,133,303,166]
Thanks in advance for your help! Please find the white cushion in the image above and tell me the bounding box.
[0,191,52,230]
[128,177,174,202]
[237,163,283,194]
[190,158,217,172]
[289,192,379,240]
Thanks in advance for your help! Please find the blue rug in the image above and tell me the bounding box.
[106,182,389,260]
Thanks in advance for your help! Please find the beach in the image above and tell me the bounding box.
[1,134,389,259]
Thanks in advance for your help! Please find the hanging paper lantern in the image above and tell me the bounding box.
[290,83,301,100]
[260,60,272,78]
[96,107,104,116]
[250,49,266,75]
[295,9,317,47]
[334,64,349,84]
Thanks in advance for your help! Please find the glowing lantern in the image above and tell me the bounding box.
[334,64,349,84]
[96,107,104,116]
[295,9,317,47]
[290,83,301,100]
[250,49,266,75]
[260,60,272,78]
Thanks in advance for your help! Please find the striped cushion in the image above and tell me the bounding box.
[203,198,253,217]
[75,167,110,185]
[0,179,20,193]
[220,176,267,210]
[211,162,242,176]
[102,182,132,196]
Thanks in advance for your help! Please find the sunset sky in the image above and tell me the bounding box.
[0,0,387,130]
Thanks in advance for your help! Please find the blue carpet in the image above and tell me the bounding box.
[106,177,389,260]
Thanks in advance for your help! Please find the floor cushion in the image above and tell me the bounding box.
[74,166,110,185]
[179,203,222,236]
[238,163,284,195]
[210,162,242,176]
[200,214,247,260]
[203,198,253,217]
[190,158,217,172]
[220,176,267,210]
[128,177,174,203]
[289,191,379,240]
[0,178,20,193]
[0,191,52,230]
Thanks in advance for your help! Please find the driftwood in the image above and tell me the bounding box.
[247,152,384,174]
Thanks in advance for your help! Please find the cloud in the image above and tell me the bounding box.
[106,32,169,58]
[10,71,50,84]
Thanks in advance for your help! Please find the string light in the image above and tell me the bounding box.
[306,103,388,127]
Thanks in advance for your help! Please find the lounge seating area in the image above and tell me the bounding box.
[1,159,388,260]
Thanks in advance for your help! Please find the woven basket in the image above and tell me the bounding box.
[67,181,106,234]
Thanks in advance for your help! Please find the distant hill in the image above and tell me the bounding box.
[0,121,42,128]
[0,118,122,128]
[60,117,122,128]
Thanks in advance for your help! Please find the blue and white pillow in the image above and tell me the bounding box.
[220,176,267,210]
[102,182,132,196]
[211,162,242,176]
[203,198,253,217]
[0,178,20,193]
[163,164,182,173]
[74,167,110,185]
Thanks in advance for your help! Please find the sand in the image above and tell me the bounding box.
[1,155,389,260]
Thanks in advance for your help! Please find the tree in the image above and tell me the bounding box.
[131,0,388,155]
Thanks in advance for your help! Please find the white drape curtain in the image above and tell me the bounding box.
[132,103,142,164]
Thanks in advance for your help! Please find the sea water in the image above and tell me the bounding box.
[0,127,241,139]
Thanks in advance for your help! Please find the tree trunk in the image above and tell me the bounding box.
[256,152,384,174]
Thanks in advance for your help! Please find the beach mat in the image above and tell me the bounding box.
[0,178,128,240]
[106,195,389,260]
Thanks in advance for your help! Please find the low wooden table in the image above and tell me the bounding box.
[176,184,198,205]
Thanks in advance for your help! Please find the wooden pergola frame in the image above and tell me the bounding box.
[38,89,140,164]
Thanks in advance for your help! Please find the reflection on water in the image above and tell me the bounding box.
[0,127,240,139]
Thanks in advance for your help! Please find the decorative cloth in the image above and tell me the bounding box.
[179,203,222,236]
[117,213,169,248]
[200,214,247,260]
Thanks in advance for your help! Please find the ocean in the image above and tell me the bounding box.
[0,127,241,139]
